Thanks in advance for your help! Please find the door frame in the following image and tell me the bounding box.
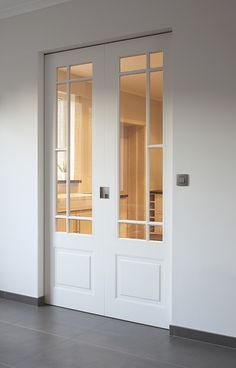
[41,31,173,326]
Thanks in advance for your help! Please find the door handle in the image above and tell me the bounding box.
[100,187,110,199]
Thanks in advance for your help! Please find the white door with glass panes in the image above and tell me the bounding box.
[45,34,171,328]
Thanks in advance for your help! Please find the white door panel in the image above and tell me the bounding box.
[45,34,171,327]
[104,35,171,327]
[45,45,106,315]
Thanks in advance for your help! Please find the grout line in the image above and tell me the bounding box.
[70,336,187,368]
[0,315,183,368]
[0,314,108,340]
[0,319,69,339]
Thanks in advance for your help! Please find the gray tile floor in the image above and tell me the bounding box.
[0,299,235,368]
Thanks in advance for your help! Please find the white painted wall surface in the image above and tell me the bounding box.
[0,0,235,337]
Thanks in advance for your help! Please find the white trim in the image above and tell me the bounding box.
[57,77,93,84]
[119,67,163,77]
[68,217,92,221]
[148,144,163,149]
[146,51,150,240]
[37,51,45,297]
[55,148,67,152]
[148,221,163,226]
[55,215,92,220]
[118,220,146,225]
[118,220,163,226]
[66,68,70,232]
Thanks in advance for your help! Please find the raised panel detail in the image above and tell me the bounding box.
[56,251,92,290]
[117,256,161,303]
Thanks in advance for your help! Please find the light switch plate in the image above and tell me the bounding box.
[176,174,189,186]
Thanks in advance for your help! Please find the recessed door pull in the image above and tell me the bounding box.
[100,187,110,199]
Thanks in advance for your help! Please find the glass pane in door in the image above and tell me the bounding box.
[149,225,162,241]
[56,218,66,232]
[57,84,67,149]
[70,63,93,79]
[69,220,92,234]
[70,81,92,218]
[56,151,67,216]
[119,73,146,223]
[150,72,163,145]
[119,224,146,240]
[150,52,163,68]
[120,54,146,72]
[57,67,67,82]
[55,63,93,234]
[149,148,163,224]
[119,52,164,242]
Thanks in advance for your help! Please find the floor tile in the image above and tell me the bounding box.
[75,320,236,368]
[0,321,66,366]
[0,300,106,338]
[121,356,183,368]
[73,320,171,360]
[157,336,236,368]
[16,340,131,368]
[1,299,236,368]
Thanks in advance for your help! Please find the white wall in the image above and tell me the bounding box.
[0,0,235,337]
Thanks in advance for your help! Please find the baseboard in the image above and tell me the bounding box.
[170,325,236,349]
[0,290,45,306]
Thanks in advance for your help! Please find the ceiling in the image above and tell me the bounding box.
[0,0,72,19]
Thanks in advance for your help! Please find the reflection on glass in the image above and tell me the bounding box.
[150,52,163,68]
[70,81,92,218]
[70,220,92,234]
[150,148,163,191]
[70,63,93,79]
[149,225,162,241]
[120,54,146,72]
[57,84,67,149]
[120,74,146,221]
[150,72,163,145]
[119,224,146,240]
[56,152,67,215]
[149,148,163,223]
[149,192,163,223]
[57,67,67,81]
[56,218,66,232]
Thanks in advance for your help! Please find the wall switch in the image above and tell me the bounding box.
[176,174,189,186]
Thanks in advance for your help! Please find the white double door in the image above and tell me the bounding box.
[45,34,171,328]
